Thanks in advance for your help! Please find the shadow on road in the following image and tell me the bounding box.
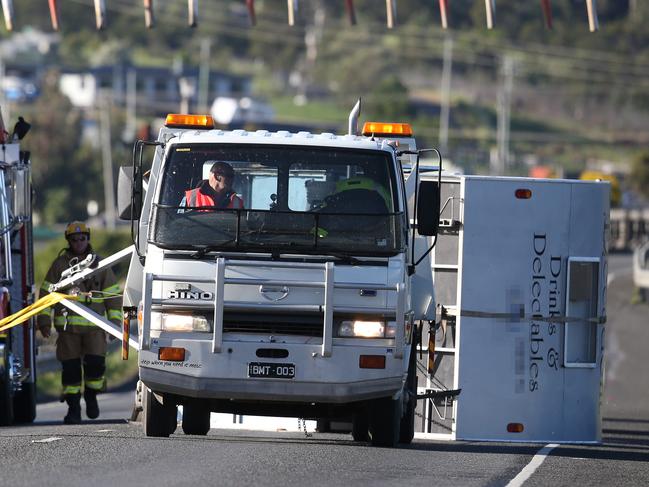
[10,418,129,428]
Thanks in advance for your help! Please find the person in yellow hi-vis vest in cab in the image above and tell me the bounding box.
[36,222,122,424]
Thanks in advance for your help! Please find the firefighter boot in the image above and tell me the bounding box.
[84,388,100,419]
[63,394,82,424]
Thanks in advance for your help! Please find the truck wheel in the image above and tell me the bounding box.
[399,340,418,444]
[0,344,14,426]
[351,413,369,442]
[143,386,177,437]
[369,397,400,447]
[316,419,331,433]
[13,381,36,423]
[182,401,211,435]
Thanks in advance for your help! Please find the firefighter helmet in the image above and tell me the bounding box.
[64,221,90,238]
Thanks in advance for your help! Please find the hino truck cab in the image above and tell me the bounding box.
[118,111,439,446]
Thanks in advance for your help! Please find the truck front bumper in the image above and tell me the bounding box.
[138,336,405,404]
[140,366,403,403]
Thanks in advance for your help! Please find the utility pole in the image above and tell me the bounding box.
[438,36,453,157]
[122,68,136,143]
[197,38,211,113]
[298,2,325,104]
[99,96,116,229]
[494,55,513,176]
[0,56,9,123]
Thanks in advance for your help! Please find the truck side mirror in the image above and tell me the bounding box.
[117,166,142,220]
[416,180,440,237]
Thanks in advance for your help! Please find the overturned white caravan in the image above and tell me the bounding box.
[416,173,609,442]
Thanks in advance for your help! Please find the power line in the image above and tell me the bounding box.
[66,0,649,82]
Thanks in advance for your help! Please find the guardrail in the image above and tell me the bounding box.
[610,208,649,252]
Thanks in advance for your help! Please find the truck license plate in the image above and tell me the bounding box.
[248,362,295,379]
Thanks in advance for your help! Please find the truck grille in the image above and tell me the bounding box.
[222,312,324,337]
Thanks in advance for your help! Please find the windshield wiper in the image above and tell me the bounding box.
[324,252,361,266]
[190,245,222,259]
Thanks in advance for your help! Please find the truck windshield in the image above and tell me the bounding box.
[151,143,405,256]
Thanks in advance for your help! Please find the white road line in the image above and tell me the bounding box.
[607,264,634,286]
[505,443,558,487]
[32,437,62,443]
[96,429,115,433]
[607,272,616,286]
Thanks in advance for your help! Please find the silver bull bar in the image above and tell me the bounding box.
[141,257,406,359]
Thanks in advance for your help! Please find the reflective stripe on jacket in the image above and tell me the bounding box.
[185,188,244,209]
[334,177,392,211]
[36,250,122,333]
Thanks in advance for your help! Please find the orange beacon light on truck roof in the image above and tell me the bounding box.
[165,114,214,129]
[362,122,413,137]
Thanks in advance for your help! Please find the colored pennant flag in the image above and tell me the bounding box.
[188,0,198,27]
[287,0,297,26]
[1,0,14,31]
[48,0,60,31]
[94,0,106,30]
[386,0,396,28]
[586,0,598,31]
[345,0,356,26]
[246,0,256,26]
[485,0,495,29]
[143,0,154,28]
[439,0,448,29]
[540,0,552,29]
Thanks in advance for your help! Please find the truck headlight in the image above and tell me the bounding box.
[151,312,210,332]
[337,320,388,338]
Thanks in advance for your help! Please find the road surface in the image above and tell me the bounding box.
[1,254,647,486]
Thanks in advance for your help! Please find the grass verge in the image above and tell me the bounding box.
[37,344,139,401]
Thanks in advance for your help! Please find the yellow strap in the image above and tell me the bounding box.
[0,292,77,333]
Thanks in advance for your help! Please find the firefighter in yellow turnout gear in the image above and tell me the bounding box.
[37,222,122,424]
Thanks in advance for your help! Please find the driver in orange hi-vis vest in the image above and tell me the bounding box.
[181,161,244,209]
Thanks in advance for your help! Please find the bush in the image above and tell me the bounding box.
[35,228,133,288]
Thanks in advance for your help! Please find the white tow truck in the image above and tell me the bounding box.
[116,103,609,445]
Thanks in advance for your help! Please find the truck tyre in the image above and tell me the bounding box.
[13,381,37,423]
[143,386,177,437]
[369,397,400,447]
[351,413,369,442]
[399,339,418,444]
[0,344,14,426]
[182,401,211,436]
[316,419,331,433]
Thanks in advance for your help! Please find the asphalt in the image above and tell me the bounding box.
[0,253,646,487]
